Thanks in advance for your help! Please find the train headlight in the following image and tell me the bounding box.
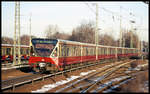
[39,63,46,68]
[41,59,45,61]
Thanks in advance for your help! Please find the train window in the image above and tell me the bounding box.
[118,49,120,54]
[113,49,115,54]
[23,49,25,54]
[2,48,5,55]
[66,47,69,56]
[51,48,57,57]
[98,48,101,55]
[6,48,11,55]
[110,48,111,54]
[90,47,92,55]
[21,48,23,54]
[76,46,78,56]
[61,45,64,57]
[73,46,76,56]
[68,46,71,56]
[91,47,93,55]
[110,48,112,54]
[100,48,102,55]
[59,45,61,57]
[86,47,88,56]
[84,47,86,56]
[64,46,67,57]
[102,48,104,55]
[63,46,66,56]
[69,46,73,56]
[104,48,106,55]
[78,46,81,56]
[107,48,109,55]
[120,49,121,54]
[62,45,65,57]
[94,47,96,55]
[26,49,29,54]
[92,47,94,55]
[103,48,105,55]
[82,47,84,56]
[74,46,76,56]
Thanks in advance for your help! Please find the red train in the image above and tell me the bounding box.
[1,44,30,62]
[29,38,139,72]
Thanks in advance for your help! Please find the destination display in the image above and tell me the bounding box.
[32,39,57,44]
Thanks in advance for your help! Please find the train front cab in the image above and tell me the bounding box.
[28,39,61,73]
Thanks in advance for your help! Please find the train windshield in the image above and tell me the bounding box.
[31,39,58,57]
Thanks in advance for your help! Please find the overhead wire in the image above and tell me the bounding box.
[84,3,96,15]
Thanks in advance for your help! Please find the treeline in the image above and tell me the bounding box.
[2,21,148,49]
[44,21,147,48]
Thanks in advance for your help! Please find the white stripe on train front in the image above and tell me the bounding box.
[51,57,59,66]
[39,63,46,68]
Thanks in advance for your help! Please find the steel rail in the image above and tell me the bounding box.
[55,60,134,93]
[91,76,132,93]
[101,69,148,93]
[1,59,112,91]
[55,60,129,93]
[80,60,135,93]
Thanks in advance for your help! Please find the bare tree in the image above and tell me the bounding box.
[69,21,95,44]
[2,36,13,44]
[99,34,116,46]
[122,31,139,48]
[45,24,60,39]
[20,35,30,45]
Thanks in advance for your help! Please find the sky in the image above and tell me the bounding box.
[2,1,149,42]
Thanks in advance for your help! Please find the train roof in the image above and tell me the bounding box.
[2,44,30,47]
[31,38,137,50]
[57,39,137,49]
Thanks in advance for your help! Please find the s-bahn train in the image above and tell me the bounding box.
[29,38,139,73]
[1,44,30,62]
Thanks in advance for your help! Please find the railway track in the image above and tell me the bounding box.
[2,59,117,91]
[54,59,138,93]
[2,59,147,92]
